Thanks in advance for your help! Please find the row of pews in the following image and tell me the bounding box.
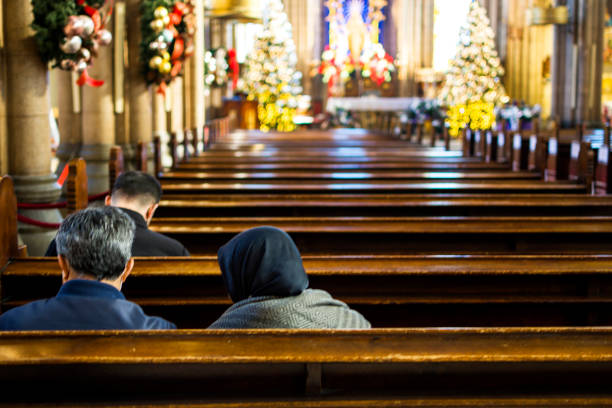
[2,121,612,406]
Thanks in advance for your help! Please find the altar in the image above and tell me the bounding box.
[326,97,432,114]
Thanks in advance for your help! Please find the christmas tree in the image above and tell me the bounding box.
[244,0,303,132]
[439,0,509,135]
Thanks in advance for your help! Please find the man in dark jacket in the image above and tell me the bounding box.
[45,171,189,257]
[0,207,176,330]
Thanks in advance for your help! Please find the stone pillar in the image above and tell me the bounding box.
[0,0,7,175]
[126,0,153,170]
[55,71,81,179]
[481,0,509,63]
[394,0,434,96]
[80,18,115,194]
[285,0,321,98]
[3,0,62,255]
[552,0,604,126]
[191,0,206,135]
[169,77,184,167]
[153,92,168,138]
[209,19,223,116]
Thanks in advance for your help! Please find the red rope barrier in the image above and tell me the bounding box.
[16,191,109,209]
[17,214,61,229]
[18,201,67,209]
[88,191,109,201]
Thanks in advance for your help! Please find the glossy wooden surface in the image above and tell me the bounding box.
[150,216,612,234]
[160,170,542,181]
[4,254,612,327]
[1,329,612,404]
[159,179,586,194]
[0,176,18,267]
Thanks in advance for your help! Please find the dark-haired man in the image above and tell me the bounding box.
[45,171,189,257]
[0,207,176,330]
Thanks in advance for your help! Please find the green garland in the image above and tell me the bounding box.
[31,0,80,67]
[31,0,112,78]
[140,0,193,88]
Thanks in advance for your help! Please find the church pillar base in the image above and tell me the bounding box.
[13,174,62,256]
[79,144,112,195]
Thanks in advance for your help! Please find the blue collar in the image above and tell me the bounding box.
[56,279,126,300]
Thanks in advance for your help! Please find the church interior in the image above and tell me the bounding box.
[2,0,612,406]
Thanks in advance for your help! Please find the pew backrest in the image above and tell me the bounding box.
[0,328,611,403]
[0,176,18,267]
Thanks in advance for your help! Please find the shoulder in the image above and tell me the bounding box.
[133,227,190,256]
[0,299,53,331]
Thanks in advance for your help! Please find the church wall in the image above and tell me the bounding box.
[0,1,7,175]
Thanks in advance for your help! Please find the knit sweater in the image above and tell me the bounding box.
[208,289,371,329]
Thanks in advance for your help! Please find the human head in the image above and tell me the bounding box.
[56,207,135,286]
[217,226,309,303]
[105,171,162,224]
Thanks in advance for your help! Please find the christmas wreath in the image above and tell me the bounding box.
[31,0,114,86]
[204,47,239,90]
[140,0,195,95]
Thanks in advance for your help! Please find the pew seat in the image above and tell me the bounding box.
[0,328,611,405]
[156,193,612,217]
[4,255,612,327]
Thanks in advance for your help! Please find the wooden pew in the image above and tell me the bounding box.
[159,169,542,182]
[1,328,611,405]
[156,193,612,217]
[159,179,586,194]
[147,215,612,254]
[4,254,612,327]
[0,176,19,267]
[174,160,513,171]
[595,143,612,194]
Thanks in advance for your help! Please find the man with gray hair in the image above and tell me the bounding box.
[0,207,176,330]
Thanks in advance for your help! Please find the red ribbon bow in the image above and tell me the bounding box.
[74,0,114,87]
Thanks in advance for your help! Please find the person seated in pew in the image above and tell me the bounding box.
[208,226,371,329]
[45,171,190,257]
[0,207,176,330]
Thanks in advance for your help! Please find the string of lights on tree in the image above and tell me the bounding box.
[244,0,303,132]
[438,0,509,137]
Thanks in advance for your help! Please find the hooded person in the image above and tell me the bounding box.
[208,226,371,329]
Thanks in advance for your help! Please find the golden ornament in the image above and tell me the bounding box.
[154,7,169,19]
[159,61,172,74]
[149,56,163,69]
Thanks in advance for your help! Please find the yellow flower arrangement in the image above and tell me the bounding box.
[446,101,494,137]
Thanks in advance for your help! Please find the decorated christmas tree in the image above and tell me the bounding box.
[244,0,303,132]
[438,0,509,136]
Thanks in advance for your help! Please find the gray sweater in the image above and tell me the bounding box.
[208,289,371,329]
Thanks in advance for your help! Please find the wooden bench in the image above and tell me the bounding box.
[147,215,612,254]
[156,193,612,217]
[0,328,611,405]
[3,254,612,327]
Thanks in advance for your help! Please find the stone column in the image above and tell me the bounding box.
[153,92,168,138]
[3,0,62,255]
[285,0,320,98]
[209,19,223,116]
[55,71,82,179]
[126,0,153,170]
[552,0,605,126]
[394,0,433,96]
[80,18,115,194]
[0,0,7,175]
[169,77,184,167]
[190,0,206,136]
